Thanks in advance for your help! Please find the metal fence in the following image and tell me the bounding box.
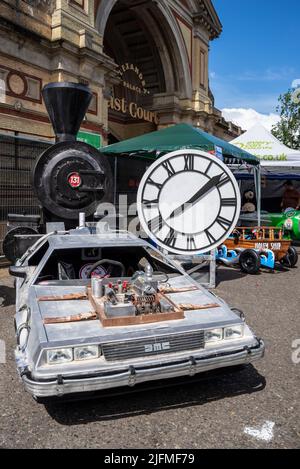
[0,134,51,256]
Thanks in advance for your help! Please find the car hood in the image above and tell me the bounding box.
[32,276,241,344]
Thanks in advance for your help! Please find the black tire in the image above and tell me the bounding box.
[239,249,261,274]
[280,246,298,268]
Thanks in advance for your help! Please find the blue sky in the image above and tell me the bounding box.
[210,0,300,127]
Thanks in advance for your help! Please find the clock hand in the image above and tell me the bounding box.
[167,173,223,220]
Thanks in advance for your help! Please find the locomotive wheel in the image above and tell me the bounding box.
[32,141,113,220]
[3,226,38,263]
[239,249,261,275]
[280,246,298,268]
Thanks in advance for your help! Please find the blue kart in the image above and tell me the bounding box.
[216,244,276,274]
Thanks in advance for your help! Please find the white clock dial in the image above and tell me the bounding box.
[137,149,241,255]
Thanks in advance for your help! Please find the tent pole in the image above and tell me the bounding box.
[255,166,262,227]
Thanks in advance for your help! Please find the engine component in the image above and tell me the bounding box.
[104,302,136,318]
[134,294,160,315]
[100,267,173,319]
[91,277,104,298]
[105,287,118,305]
[131,264,158,296]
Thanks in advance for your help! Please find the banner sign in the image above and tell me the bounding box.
[77,131,102,149]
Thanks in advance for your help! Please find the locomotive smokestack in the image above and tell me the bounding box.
[42,82,93,142]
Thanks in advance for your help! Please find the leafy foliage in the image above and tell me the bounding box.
[271,89,300,149]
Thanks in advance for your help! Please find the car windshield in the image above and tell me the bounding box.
[34,244,180,283]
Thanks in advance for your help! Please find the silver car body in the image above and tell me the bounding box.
[13,228,264,399]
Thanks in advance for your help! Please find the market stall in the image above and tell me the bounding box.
[231,122,300,164]
[101,123,261,221]
[231,123,300,212]
[102,123,259,164]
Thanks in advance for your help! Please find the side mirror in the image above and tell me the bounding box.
[9,265,27,279]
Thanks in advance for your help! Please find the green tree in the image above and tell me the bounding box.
[271,88,300,149]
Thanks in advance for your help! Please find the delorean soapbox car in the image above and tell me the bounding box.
[10,224,265,400]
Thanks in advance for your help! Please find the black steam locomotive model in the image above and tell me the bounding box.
[3,82,113,262]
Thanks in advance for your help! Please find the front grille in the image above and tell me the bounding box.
[102,330,205,362]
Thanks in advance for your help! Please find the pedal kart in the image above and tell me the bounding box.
[217,227,298,274]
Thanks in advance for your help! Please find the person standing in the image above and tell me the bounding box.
[281,181,300,212]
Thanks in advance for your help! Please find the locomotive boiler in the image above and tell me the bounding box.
[3,82,113,262]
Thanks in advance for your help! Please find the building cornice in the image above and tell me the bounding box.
[193,0,222,40]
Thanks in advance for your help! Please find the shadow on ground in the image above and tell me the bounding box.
[0,285,15,307]
[45,364,266,425]
[216,267,248,285]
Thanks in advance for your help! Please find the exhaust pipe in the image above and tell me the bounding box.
[42,82,93,142]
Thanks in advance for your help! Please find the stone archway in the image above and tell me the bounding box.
[95,0,192,101]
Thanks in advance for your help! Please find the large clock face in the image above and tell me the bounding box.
[137,150,241,255]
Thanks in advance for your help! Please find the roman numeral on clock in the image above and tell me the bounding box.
[148,214,163,234]
[162,160,175,177]
[187,235,196,250]
[216,175,230,189]
[205,230,216,244]
[184,155,194,171]
[148,178,162,190]
[217,216,232,230]
[164,228,176,248]
[221,198,236,207]
[143,198,159,208]
[205,161,213,175]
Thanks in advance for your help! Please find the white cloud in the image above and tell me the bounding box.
[292,78,300,89]
[222,108,280,131]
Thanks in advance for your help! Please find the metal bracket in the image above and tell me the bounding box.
[189,356,197,376]
[56,374,64,396]
[128,366,136,387]
[243,346,252,362]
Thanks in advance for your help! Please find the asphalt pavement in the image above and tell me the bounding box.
[0,258,299,449]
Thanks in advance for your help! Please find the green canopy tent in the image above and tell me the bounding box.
[101,123,261,224]
[101,123,259,164]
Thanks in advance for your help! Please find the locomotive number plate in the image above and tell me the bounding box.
[68,172,82,188]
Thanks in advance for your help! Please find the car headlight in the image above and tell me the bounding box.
[224,325,244,340]
[205,328,223,343]
[74,345,100,361]
[47,348,73,365]
[284,218,293,231]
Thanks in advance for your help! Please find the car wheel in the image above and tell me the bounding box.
[280,246,298,268]
[289,247,299,267]
[239,249,261,274]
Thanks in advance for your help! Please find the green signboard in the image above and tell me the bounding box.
[77,131,102,149]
